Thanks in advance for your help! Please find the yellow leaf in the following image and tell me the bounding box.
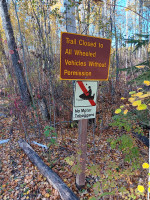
[139,94,149,98]
[143,80,150,86]
[128,97,135,103]
[124,109,128,115]
[65,157,74,166]
[137,88,143,91]
[129,91,136,95]
[137,185,145,193]
[132,100,141,107]
[26,191,30,195]
[132,92,143,97]
[121,97,126,100]
[115,108,122,114]
[45,193,50,198]
[137,104,147,110]
[120,105,124,108]
[135,65,145,69]
[142,163,149,169]
[148,187,150,192]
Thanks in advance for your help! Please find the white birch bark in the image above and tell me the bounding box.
[79,1,87,34]
[138,0,143,58]
[64,0,76,33]
[125,0,129,69]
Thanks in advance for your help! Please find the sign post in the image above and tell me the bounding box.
[60,32,111,188]
[76,119,88,188]
[73,81,97,188]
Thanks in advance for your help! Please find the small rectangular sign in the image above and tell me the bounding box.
[73,81,97,120]
[60,32,111,81]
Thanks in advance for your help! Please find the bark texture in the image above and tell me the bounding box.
[38,97,50,120]
[18,139,79,200]
[0,0,31,105]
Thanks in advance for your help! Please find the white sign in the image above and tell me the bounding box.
[73,81,97,120]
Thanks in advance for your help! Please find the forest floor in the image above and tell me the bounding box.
[0,93,149,200]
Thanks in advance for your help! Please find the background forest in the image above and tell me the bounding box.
[0,0,150,199]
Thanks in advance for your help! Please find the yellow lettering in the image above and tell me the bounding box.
[64,70,68,75]
[79,39,96,47]
[65,49,72,55]
[63,70,91,76]
[65,59,87,66]
[89,61,106,67]
[74,49,96,57]
[79,40,82,45]
[99,43,103,48]
[82,72,85,76]
[65,37,76,45]
[66,38,70,44]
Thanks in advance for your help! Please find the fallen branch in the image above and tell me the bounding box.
[18,139,79,200]
[32,141,48,149]
[0,139,10,145]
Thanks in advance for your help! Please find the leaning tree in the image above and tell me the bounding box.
[0,0,31,105]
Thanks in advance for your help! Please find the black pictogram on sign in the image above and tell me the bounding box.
[73,81,97,120]
[77,81,96,106]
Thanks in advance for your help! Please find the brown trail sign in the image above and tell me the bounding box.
[60,32,111,189]
[60,32,111,81]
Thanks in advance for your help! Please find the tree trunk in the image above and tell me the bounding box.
[0,30,11,82]
[79,1,86,34]
[115,27,119,82]
[18,139,79,200]
[38,97,50,121]
[139,0,143,35]
[64,0,76,33]
[113,0,119,82]
[138,0,143,58]
[0,0,31,105]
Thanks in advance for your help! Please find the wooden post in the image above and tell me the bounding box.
[76,119,88,188]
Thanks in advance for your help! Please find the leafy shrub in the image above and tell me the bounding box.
[107,134,140,169]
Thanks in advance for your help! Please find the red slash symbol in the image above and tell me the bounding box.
[77,81,96,106]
